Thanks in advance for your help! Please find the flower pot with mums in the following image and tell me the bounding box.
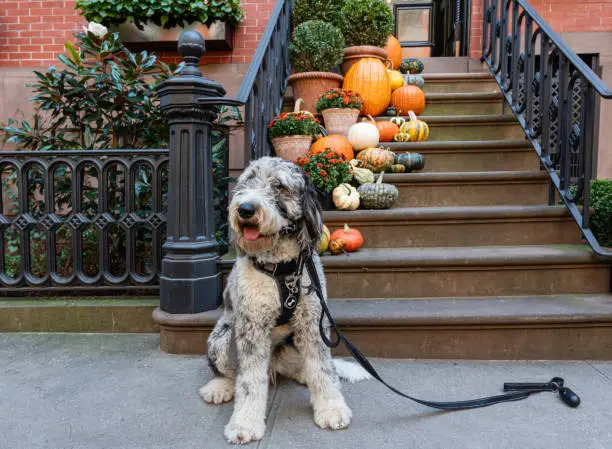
[268,100,322,161]
[288,20,345,112]
[339,0,394,75]
[295,149,353,210]
[315,88,364,137]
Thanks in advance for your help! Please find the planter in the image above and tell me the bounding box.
[315,188,335,211]
[341,46,388,75]
[109,20,234,52]
[287,72,344,112]
[321,108,360,137]
[271,135,312,162]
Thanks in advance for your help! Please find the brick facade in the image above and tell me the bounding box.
[470,0,612,58]
[0,0,275,67]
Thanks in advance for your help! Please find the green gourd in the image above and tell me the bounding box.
[404,74,425,88]
[400,58,425,74]
[395,152,425,172]
[357,173,399,209]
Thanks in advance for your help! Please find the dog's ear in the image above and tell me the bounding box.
[299,172,323,252]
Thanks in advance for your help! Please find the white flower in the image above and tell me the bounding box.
[84,22,108,38]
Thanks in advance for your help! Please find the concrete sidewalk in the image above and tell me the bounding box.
[1,334,611,449]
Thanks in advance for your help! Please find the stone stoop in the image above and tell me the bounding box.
[5,66,612,361]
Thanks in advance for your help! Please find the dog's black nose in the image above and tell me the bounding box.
[238,202,256,219]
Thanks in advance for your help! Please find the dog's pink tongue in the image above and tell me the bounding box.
[243,226,260,241]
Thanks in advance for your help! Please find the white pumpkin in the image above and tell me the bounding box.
[347,122,379,151]
[332,183,360,210]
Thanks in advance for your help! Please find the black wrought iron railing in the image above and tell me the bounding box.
[235,0,293,161]
[482,0,612,255]
[0,149,168,294]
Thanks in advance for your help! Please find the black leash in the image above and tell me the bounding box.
[302,256,581,411]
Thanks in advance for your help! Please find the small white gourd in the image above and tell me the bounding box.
[332,183,360,210]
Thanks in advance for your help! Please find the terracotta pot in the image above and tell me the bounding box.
[321,108,360,137]
[271,135,312,162]
[341,45,388,75]
[287,72,344,112]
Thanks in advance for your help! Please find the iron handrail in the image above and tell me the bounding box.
[516,0,611,98]
[236,0,289,104]
[482,0,611,256]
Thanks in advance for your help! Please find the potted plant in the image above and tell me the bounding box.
[268,100,322,161]
[315,88,363,137]
[339,0,394,75]
[75,0,244,51]
[292,0,344,29]
[295,149,353,210]
[288,20,345,112]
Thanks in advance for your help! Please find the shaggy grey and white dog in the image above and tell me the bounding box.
[199,157,370,444]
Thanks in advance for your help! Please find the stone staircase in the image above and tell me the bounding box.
[4,61,612,360]
[268,64,612,360]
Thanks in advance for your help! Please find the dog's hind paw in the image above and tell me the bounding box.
[314,401,352,430]
[224,419,266,445]
[199,377,235,405]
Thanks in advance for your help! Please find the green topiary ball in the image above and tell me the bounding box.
[289,20,345,73]
[340,0,394,48]
[292,0,344,29]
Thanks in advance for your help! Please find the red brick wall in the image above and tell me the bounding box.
[470,0,612,58]
[0,0,274,67]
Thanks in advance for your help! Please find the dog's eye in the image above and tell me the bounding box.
[277,184,289,194]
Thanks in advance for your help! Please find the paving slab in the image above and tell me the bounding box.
[1,334,611,449]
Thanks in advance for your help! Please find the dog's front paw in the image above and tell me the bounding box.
[199,377,235,404]
[314,401,352,430]
[224,419,266,445]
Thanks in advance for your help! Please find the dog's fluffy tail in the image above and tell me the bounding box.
[332,359,372,383]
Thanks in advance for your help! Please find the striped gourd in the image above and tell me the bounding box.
[394,111,429,142]
[395,152,425,171]
[355,147,396,173]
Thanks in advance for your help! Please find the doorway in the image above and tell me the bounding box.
[391,0,471,57]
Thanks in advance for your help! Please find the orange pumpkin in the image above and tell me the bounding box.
[390,85,426,116]
[343,58,391,117]
[330,224,364,252]
[384,36,402,71]
[310,135,354,161]
[367,115,399,142]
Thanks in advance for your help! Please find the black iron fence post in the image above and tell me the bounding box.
[156,31,226,313]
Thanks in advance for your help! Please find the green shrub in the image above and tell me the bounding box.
[289,20,345,73]
[76,0,244,30]
[292,0,344,29]
[587,179,612,247]
[340,0,394,47]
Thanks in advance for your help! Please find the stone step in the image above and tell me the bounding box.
[323,206,582,248]
[422,92,504,115]
[0,299,159,333]
[154,292,612,357]
[376,114,524,141]
[385,140,538,172]
[382,171,549,207]
[421,72,500,93]
[316,245,610,299]
[319,295,612,360]
[285,92,504,116]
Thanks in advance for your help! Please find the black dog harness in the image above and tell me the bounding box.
[252,250,581,411]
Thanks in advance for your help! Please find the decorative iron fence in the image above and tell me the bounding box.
[482,0,612,256]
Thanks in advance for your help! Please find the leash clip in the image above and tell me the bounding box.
[503,377,580,408]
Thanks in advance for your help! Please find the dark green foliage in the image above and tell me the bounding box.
[340,0,393,47]
[292,0,344,29]
[3,31,180,150]
[289,20,345,73]
[586,179,612,248]
[76,0,244,29]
